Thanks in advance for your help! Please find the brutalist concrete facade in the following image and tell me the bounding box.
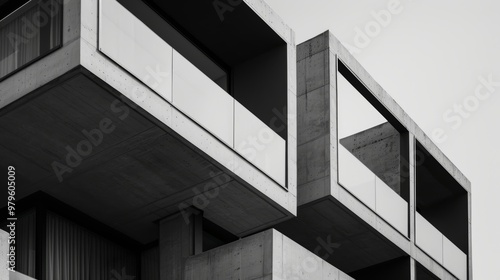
[276,31,471,280]
[0,1,471,280]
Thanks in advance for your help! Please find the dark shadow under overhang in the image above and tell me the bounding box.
[275,197,408,274]
[416,141,468,254]
[0,67,290,244]
[140,0,285,67]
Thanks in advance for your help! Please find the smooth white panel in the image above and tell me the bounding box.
[99,0,172,101]
[172,51,234,146]
[416,213,443,264]
[338,146,376,209]
[375,177,408,236]
[443,237,467,280]
[234,101,286,186]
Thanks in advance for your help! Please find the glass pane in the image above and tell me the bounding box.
[99,0,173,101]
[172,51,234,147]
[234,101,286,186]
[416,213,443,264]
[0,0,63,80]
[443,236,467,280]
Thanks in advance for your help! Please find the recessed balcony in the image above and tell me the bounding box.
[415,141,469,280]
[0,0,297,249]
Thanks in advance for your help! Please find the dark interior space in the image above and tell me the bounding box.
[118,0,288,139]
[275,199,407,274]
[416,141,468,253]
[0,0,63,81]
[416,263,440,280]
[0,192,240,279]
[202,218,239,252]
[0,0,30,19]
[349,256,410,280]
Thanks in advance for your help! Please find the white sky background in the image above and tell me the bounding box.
[264,0,500,278]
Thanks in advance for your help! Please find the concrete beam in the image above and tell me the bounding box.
[159,208,203,280]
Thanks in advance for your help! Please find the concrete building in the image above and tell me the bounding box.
[0,0,471,279]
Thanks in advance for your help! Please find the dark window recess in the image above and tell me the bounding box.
[416,141,468,253]
[416,263,440,280]
[118,0,288,140]
[203,218,238,252]
[349,257,411,280]
[0,0,30,19]
[0,0,63,81]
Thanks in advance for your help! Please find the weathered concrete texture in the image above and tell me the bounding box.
[1,0,297,245]
[294,30,472,280]
[160,209,203,280]
[340,122,401,194]
[184,229,353,280]
[0,0,81,110]
[79,0,297,216]
[296,36,333,205]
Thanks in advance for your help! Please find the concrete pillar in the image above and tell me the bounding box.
[410,258,416,280]
[159,207,203,280]
[409,134,416,280]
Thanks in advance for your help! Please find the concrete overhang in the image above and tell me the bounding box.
[0,0,297,244]
[276,31,470,279]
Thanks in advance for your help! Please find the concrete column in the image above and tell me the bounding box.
[159,207,203,280]
[410,258,416,280]
[409,134,417,280]
[409,134,416,243]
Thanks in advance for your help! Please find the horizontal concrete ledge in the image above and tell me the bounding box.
[413,245,458,280]
[185,229,353,280]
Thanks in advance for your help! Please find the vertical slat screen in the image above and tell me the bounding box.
[141,246,159,280]
[45,212,138,280]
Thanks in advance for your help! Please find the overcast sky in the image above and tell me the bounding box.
[264,0,500,278]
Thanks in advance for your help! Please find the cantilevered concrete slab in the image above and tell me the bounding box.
[0,0,297,243]
[0,70,289,242]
